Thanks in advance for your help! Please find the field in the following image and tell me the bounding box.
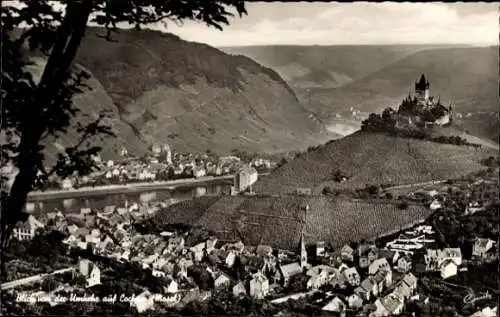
[253,131,497,195]
[148,195,433,251]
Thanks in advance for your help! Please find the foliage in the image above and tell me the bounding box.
[1,0,247,248]
[480,156,500,168]
[397,201,409,210]
[41,275,59,292]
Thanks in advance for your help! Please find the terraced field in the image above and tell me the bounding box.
[147,195,432,251]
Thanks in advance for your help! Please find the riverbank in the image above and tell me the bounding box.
[27,175,234,201]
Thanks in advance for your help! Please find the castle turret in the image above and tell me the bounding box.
[415,74,430,103]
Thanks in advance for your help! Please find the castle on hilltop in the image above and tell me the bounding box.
[397,74,453,128]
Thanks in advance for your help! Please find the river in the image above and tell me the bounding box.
[25,183,233,214]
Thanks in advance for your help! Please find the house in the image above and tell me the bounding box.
[103,205,116,214]
[13,215,45,241]
[440,259,457,279]
[472,238,496,258]
[232,282,247,298]
[358,244,378,268]
[164,278,179,294]
[167,236,185,253]
[396,255,412,273]
[152,269,166,278]
[340,244,354,262]
[78,259,101,288]
[193,166,206,178]
[429,199,442,210]
[256,245,273,257]
[80,208,92,215]
[393,273,417,301]
[106,160,114,168]
[130,290,155,313]
[372,269,391,292]
[214,272,232,289]
[307,269,330,290]
[316,241,326,258]
[61,178,74,190]
[225,251,237,268]
[306,265,337,277]
[206,237,218,254]
[343,267,361,286]
[348,293,364,310]
[190,243,206,262]
[369,258,391,275]
[322,297,346,315]
[278,262,302,286]
[439,248,462,266]
[329,269,348,289]
[355,277,378,301]
[378,249,398,265]
[249,272,269,299]
[372,294,404,317]
[233,165,258,193]
[471,306,498,317]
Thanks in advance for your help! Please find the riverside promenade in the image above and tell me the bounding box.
[27,175,234,201]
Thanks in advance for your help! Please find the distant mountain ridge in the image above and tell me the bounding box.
[23,27,338,161]
[220,44,473,90]
[221,45,498,143]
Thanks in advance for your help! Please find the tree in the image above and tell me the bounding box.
[1,0,247,248]
[397,201,409,210]
[41,275,59,292]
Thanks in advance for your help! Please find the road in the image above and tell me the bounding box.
[27,175,235,200]
[1,267,74,290]
[384,180,448,191]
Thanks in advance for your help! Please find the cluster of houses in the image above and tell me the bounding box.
[8,164,497,315]
[7,203,499,316]
[52,143,273,191]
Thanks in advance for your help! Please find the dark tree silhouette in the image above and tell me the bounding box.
[0,0,247,248]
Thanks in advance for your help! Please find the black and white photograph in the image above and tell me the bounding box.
[1,1,499,316]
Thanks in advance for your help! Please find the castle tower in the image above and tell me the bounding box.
[415,74,430,103]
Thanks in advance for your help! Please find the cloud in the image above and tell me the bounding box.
[4,1,498,46]
[161,2,498,46]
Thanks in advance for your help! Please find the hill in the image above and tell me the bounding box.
[74,28,335,156]
[220,45,470,91]
[145,195,432,250]
[24,57,149,163]
[22,27,337,161]
[303,47,498,132]
[455,112,500,144]
[253,131,497,195]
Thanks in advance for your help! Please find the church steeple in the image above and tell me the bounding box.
[299,227,307,269]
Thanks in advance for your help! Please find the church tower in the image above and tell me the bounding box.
[299,228,307,269]
[415,74,430,103]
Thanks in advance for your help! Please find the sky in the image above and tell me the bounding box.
[7,1,499,47]
[157,2,499,47]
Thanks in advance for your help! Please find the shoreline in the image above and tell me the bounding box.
[27,175,234,201]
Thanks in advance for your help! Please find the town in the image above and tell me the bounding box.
[37,145,276,191]
[2,157,498,317]
[2,2,498,317]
